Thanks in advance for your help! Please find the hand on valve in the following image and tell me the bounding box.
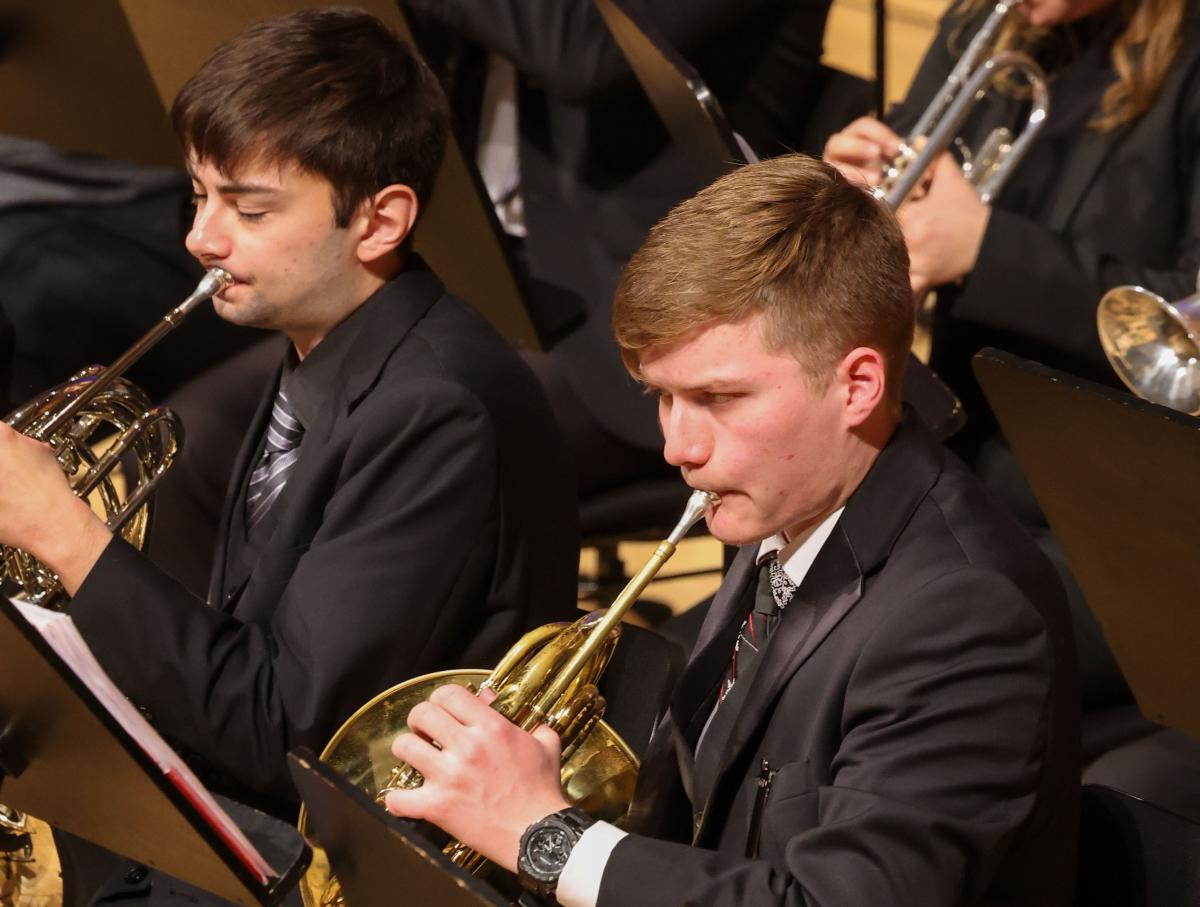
[896,152,991,297]
[822,116,903,188]
[383,683,571,873]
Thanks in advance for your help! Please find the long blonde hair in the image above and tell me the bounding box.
[950,0,1189,131]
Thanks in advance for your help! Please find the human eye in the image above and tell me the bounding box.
[189,190,206,208]
[237,208,267,223]
[700,390,739,406]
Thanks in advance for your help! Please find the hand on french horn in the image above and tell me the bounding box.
[0,422,111,595]
[384,683,571,874]
[823,116,902,189]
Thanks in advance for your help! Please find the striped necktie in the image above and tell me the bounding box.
[717,554,797,706]
[245,388,304,528]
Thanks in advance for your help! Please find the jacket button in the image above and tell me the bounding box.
[124,864,148,884]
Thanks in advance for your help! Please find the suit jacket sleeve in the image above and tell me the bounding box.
[402,0,812,103]
[67,375,502,797]
[596,567,1062,906]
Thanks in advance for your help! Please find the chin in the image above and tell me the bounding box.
[705,512,770,549]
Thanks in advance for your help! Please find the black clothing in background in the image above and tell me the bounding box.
[887,4,1200,464]
[885,2,1200,821]
[0,177,265,418]
[402,0,833,487]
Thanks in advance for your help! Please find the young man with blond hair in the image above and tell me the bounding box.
[384,154,1080,906]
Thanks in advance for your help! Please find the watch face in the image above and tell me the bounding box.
[524,823,573,879]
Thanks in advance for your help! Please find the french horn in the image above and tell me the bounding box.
[298,489,717,906]
[0,268,232,609]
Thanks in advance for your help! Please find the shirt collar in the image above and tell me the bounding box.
[756,506,845,588]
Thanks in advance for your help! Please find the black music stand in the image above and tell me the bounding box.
[592,0,746,182]
[0,597,309,905]
[287,750,509,907]
[974,349,1200,740]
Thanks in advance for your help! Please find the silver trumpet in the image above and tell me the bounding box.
[877,0,1050,210]
[1097,273,1200,415]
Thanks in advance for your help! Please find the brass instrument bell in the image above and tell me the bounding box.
[298,489,717,907]
[1097,277,1200,415]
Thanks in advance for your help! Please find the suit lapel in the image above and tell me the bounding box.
[209,265,446,612]
[208,367,279,609]
[691,529,863,835]
[1039,54,1123,234]
[1041,125,1123,235]
[669,551,758,758]
[689,413,944,840]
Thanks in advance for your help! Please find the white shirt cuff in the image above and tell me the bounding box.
[555,820,627,907]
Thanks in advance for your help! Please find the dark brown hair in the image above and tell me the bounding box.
[613,155,914,404]
[172,7,449,226]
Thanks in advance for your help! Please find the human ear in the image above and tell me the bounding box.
[838,346,887,427]
[355,184,419,263]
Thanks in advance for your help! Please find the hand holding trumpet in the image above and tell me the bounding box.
[825,119,990,296]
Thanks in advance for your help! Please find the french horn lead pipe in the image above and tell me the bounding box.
[23,268,233,441]
[521,488,717,730]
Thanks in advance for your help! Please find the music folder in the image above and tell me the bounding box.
[287,749,509,907]
[974,348,1200,741]
[0,596,309,906]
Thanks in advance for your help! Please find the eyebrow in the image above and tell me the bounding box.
[187,169,281,197]
[202,181,281,197]
[642,378,744,396]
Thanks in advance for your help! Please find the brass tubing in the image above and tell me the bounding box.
[28,268,231,441]
[525,489,715,728]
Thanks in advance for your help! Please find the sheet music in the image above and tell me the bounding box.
[9,598,277,884]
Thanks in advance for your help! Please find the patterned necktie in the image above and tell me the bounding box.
[245,388,304,528]
[718,554,798,707]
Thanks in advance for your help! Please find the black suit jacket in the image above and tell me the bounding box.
[65,266,579,804]
[405,0,831,449]
[599,416,1080,905]
[887,8,1200,433]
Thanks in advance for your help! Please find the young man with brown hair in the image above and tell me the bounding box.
[384,154,1080,906]
[0,7,577,816]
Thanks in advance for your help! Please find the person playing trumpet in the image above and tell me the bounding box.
[384,155,1080,906]
[825,0,1200,821]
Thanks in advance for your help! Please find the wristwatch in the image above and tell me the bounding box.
[516,807,597,896]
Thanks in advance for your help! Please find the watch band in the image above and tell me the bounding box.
[516,806,597,896]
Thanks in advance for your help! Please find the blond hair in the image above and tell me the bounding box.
[613,155,913,402]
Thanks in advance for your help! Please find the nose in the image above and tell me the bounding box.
[661,400,711,470]
[185,200,232,263]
